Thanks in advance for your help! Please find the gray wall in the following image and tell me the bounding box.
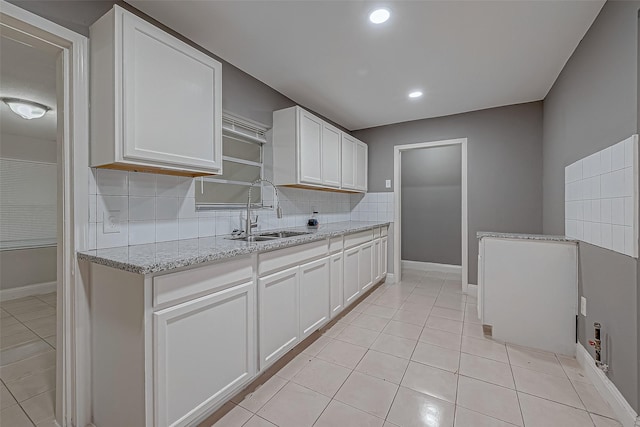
[401,145,462,265]
[542,0,640,410]
[354,101,543,284]
[0,247,57,290]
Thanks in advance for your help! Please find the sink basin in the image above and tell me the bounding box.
[258,231,311,238]
[231,235,279,242]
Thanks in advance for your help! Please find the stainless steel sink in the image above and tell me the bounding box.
[258,231,311,238]
[231,235,279,242]
[227,230,311,242]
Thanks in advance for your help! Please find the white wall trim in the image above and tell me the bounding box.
[385,273,396,284]
[401,260,462,274]
[393,138,468,291]
[0,2,91,426]
[576,342,638,427]
[0,281,57,301]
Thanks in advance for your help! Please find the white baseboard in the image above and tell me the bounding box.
[465,283,478,298]
[0,281,56,301]
[385,273,396,284]
[401,260,462,273]
[576,342,638,427]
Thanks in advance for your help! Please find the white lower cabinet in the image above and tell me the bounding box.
[259,266,300,369]
[373,239,381,282]
[154,282,255,427]
[330,253,344,318]
[359,241,374,291]
[299,257,330,338]
[381,236,388,277]
[343,246,360,306]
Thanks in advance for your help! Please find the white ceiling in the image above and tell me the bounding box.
[0,27,59,141]
[129,0,604,131]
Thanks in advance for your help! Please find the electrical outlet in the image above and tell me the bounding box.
[385,179,391,188]
[580,296,587,316]
[103,210,121,234]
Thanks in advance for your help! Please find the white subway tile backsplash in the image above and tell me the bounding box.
[129,196,155,221]
[612,225,625,253]
[611,198,624,226]
[179,218,199,239]
[129,221,155,245]
[88,166,394,249]
[600,147,612,173]
[601,198,612,224]
[129,172,156,196]
[601,224,612,249]
[96,169,128,196]
[625,197,634,226]
[565,135,638,257]
[156,175,179,197]
[156,219,178,242]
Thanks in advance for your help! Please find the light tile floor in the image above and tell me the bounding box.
[0,293,57,426]
[211,267,621,427]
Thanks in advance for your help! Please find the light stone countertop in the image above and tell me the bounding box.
[77,221,390,275]
[477,231,578,243]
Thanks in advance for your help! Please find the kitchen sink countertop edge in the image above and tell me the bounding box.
[77,221,390,275]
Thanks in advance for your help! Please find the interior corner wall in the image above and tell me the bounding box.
[354,101,543,284]
[542,0,640,411]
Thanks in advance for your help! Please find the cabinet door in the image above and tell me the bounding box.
[330,253,344,318]
[154,282,255,427]
[299,257,330,338]
[121,11,222,172]
[381,236,388,277]
[355,140,368,191]
[341,135,356,190]
[373,239,381,282]
[359,242,374,291]
[322,124,341,188]
[343,246,360,306]
[298,110,323,184]
[258,266,300,369]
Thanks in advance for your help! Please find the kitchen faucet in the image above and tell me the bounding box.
[246,178,283,239]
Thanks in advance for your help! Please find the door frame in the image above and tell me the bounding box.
[0,2,90,425]
[393,138,469,292]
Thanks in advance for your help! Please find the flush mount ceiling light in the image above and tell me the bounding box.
[2,98,51,120]
[369,8,390,24]
[408,91,423,99]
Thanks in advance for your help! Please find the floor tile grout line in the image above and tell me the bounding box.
[506,339,527,426]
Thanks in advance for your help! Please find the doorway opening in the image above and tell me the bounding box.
[393,138,468,292]
[1,3,90,426]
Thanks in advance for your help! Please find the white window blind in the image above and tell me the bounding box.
[0,158,57,250]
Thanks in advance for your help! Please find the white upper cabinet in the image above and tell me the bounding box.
[322,123,342,187]
[355,140,368,191]
[90,6,223,176]
[273,106,366,193]
[341,135,357,190]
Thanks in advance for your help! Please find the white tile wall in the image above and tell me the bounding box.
[565,135,638,257]
[87,168,395,249]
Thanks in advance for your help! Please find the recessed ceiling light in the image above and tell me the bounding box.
[2,98,50,120]
[369,8,390,24]
[408,91,423,99]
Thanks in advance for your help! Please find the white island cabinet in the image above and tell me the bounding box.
[90,5,223,176]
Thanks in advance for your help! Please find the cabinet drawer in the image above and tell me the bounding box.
[344,230,373,249]
[381,226,388,237]
[258,240,328,277]
[153,256,252,308]
[329,236,343,253]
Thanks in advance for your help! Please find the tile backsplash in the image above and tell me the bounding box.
[88,168,394,249]
[564,134,638,257]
